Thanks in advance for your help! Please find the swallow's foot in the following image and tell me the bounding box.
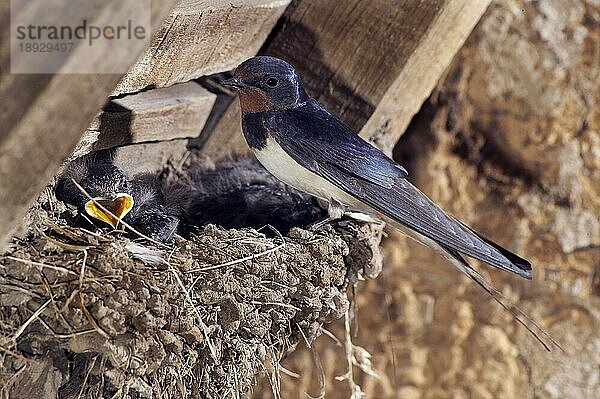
[308,198,345,230]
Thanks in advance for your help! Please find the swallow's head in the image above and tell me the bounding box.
[80,164,131,199]
[79,164,134,228]
[224,56,308,113]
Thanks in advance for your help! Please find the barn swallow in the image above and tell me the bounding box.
[56,158,178,242]
[223,57,564,350]
[56,162,135,228]
[223,56,533,282]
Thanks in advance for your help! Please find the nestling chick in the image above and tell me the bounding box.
[165,156,325,235]
[55,157,178,242]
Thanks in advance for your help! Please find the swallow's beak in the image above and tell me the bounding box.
[84,193,134,229]
[222,77,247,90]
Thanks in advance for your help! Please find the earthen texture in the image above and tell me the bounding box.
[255,1,600,397]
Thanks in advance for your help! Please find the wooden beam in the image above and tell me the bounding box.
[201,0,491,159]
[0,0,179,250]
[359,1,492,151]
[72,82,216,158]
[196,96,247,159]
[114,0,291,95]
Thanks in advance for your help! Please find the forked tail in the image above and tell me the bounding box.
[441,246,563,352]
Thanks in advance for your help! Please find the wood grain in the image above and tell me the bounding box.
[114,0,291,95]
[0,0,179,250]
[197,97,247,159]
[110,139,191,176]
[73,82,216,157]
[359,0,493,151]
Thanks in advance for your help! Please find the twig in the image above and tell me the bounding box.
[2,299,52,347]
[0,346,38,363]
[77,355,98,399]
[0,363,28,393]
[36,317,96,339]
[168,264,218,362]
[266,348,282,399]
[278,366,300,379]
[78,227,111,240]
[42,219,82,241]
[306,346,326,399]
[77,249,109,339]
[2,256,78,276]
[295,322,311,349]
[320,327,343,347]
[335,308,363,398]
[187,240,285,273]
[0,283,43,298]
[260,280,292,290]
[42,275,74,333]
[231,362,241,399]
[251,301,301,312]
[36,226,92,251]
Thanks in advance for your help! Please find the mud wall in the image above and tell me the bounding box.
[255,1,600,397]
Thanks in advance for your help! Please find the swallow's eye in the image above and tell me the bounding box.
[265,77,279,88]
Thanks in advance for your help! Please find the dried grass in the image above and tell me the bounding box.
[1,198,382,398]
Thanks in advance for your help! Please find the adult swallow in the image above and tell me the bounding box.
[223,56,533,283]
[223,57,564,351]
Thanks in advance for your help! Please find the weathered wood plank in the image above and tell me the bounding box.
[201,0,491,159]
[196,96,247,158]
[72,82,216,158]
[114,0,291,95]
[359,1,493,151]
[110,139,191,176]
[0,0,179,250]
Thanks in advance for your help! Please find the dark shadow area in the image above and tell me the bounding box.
[92,101,134,150]
[394,87,538,191]
[393,101,439,170]
[189,72,236,150]
[54,151,326,242]
[163,153,326,236]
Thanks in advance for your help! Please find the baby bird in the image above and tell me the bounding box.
[164,156,324,235]
[55,157,178,242]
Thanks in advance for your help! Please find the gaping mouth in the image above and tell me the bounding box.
[84,193,134,228]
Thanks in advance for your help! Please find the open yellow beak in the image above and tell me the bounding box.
[84,193,134,229]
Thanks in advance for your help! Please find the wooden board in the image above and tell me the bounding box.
[200,0,491,159]
[114,0,291,95]
[110,139,191,176]
[196,96,248,158]
[0,0,179,250]
[72,82,216,157]
[359,1,493,151]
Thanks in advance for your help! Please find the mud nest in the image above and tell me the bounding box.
[0,156,384,398]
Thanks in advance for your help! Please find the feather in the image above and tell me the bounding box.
[268,100,531,279]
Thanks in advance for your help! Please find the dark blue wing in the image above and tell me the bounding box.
[266,100,531,279]
[320,166,531,279]
[266,99,407,188]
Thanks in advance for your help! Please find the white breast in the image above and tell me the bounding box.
[253,138,477,277]
[252,137,361,208]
